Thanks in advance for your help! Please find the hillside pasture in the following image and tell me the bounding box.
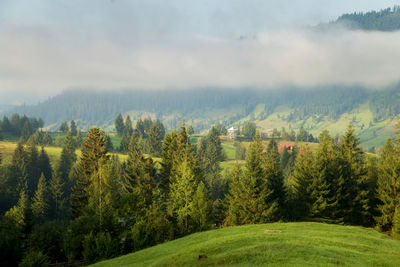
[92,222,400,267]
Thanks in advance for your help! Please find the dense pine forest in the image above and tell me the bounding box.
[1,119,399,266]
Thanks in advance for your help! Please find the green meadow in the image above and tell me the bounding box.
[92,222,400,267]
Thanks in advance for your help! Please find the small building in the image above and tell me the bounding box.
[228,127,238,140]
[278,144,293,153]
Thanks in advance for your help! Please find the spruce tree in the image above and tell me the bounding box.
[71,128,108,218]
[119,132,130,153]
[191,181,211,231]
[339,124,369,225]
[32,129,43,145]
[264,139,285,220]
[160,131,178,197]
[241,135,269,224]
[26,140,40,197]
[12,141,28,193]
[309,131,338,222]
[70,120,78,136]
[280,147,290,171]
[49,175,64,219]
[168,159,199,235]
[114,114,125,136]
[75,130,83,148]
[291,145,314,220]
[364,156,379,226]
[5,189,31,233]
[105,135,114,152]
[176,123,189,161]
[43,132,53,146]
[57,131,77,183]
[228,136,281,224]
[59,121,69,133]
[123,134,146,193]
[32,173,50,222]
[146,124,163,156]
[38,147,52,181]
[376,138,400,232]
[266,139,279,164]
[87,159,118,230]
[21,121,31,141]
[197,127,225,200]
[125,116,133,136]
[225,164,245,225]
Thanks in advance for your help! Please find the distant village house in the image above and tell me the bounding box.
[228,127,238,140]
[278,144,293,153]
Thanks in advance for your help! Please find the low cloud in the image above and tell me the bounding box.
[1,23,400,103]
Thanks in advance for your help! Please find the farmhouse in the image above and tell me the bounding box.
[228,127,238,140]
[278,144,293,153]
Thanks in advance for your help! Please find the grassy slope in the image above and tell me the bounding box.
[252,101,395,150]
[93,222,400,267]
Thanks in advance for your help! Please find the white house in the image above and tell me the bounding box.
[228,127,238,140]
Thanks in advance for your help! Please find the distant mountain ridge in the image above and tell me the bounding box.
[330,6,400,31]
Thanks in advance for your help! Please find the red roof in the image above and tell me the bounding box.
[278,144,293,152]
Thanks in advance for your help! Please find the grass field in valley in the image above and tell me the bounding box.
[92,222,400,267]
[0,138,325,173]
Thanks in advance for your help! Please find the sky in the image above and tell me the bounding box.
[0,0,400,104]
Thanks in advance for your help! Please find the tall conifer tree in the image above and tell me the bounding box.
[339,124,370,225]
[123,134,146,193]
[26,141,40,197]
[32,174,50,222]
[57,131,77,183]
[225,164,245,225]
[38,147,52,181]
[160,131,178,197]
[12,141,28,193]
[309,131,338,222]
[71,128,108,218]
[125,116,133,136]
[168,159,199,235]
[291,145,314,220]
[70,120,78,136]
[191,181,211,231]
[376,139,400,233]
[114,114,125,137]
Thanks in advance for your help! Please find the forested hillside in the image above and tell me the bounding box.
[332,6,400,31]
[6,85,400,149]
[7,86,395,127]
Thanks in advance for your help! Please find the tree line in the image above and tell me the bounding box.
[334,6,400,31]
[0,123,399,266]
[115,114,167,156]
[0,114,44,141]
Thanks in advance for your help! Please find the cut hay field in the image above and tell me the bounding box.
[92,222,400,267]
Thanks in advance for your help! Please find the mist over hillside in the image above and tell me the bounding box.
[3,4,400,149]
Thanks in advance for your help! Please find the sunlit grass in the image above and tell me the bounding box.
[92,222,400,267]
